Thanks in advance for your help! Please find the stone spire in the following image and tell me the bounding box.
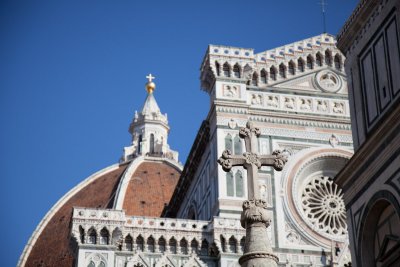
[121,74,179,162]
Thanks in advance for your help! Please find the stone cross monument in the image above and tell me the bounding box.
[218,121,288,267]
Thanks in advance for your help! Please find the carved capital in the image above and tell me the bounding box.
[217,150,233,172]
[243,152,261,168]
[240,199,271,228]
[272,150,288,171]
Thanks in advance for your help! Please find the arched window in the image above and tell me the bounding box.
[99,228,109,245]
[279,63,286,78]
[136,235,144,252]
[251,72,258,86]
[188,205,196,220]
[325,50,332,66]
[147,236,155,252]
[298,58,305,72]
[138,135,142,154]
[229,236,237,253]
[288,61,295,75]
[225,134,233,152]
[201,239,209,256]
[316,52,323,67]
[307,55,314,69]
[87,228,97,244]
[158,237,166,253]
[233,64,241,78]
[234,135,242,155]
[79,226,85,244]
[215,61,220,76]
[180,238,188,254]
[88,261,95,267]
[270,66,277,81]
[240,237,245,253]
[334,54,342,70]
[226,172,234,197]
[99,262,106,267]
[235,171,244,197]
[260,69,267,84]
[111,228,122,250]
[191,239,199,253]
[223,62,230,77]
[125,235,133,251]
[150,134,155,154]
[169,238,177,254]
[220,235,226,253]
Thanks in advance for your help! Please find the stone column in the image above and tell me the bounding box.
[239,199,278,267]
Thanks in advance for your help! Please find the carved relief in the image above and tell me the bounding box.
[223,84,239,97]
[284,97,295,109]
[251,94,263,105]
[316,100,328,112]
[332,102,345,114]
[266,95,279,108]
[299,98,312,111]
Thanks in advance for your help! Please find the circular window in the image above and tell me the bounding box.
[315,70,342,93]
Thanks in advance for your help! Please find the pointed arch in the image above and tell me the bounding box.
[169,237,177,254]
[334,54,342,70]
[260,69,267,84]
[223,62,231,77]
[234,135,242,155]
[147,236,155,252]
[226,172,234,197]
[225,134,233,152]
[307,54,314,69]
[288,60,296,75]
[298,58,305,72]
[201,239,209,256]
[99,262,106,267]
[229,236,237,253]
[270,66,277,81]
[240,236,245,253]
[233,63,241,78]
[325,49,332,66]
[87,261,95,267]
[235,171,244,197]
[215,61,221,76]
[111,228,122,249]
[125,234,133,251]
[191,238,199,253]
[316,52,323,67]
[136,235,144,252]
[150,133,155,154]
[220,235,226,253]
[87,227,97,244]
[138,134,142,154]
[180,238,188,254]
[99,227,109,245]
[279,63,287,78]
[79,225,85,244]
[158,236,166,253]
[251,72,258,86]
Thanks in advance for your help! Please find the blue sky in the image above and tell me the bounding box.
[0,0,358,265]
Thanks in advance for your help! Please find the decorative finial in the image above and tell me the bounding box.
[145,74,156,94]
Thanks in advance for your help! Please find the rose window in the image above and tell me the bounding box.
[301,176,347,236]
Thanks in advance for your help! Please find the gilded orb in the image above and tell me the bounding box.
[146,81,156,93]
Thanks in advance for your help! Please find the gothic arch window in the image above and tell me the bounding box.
[229,236,237,253]
[325,50,332,66]
[136,235,144,252]
[334,54,342,70]
[180,238,188,254]
[190,239,199,253]
[79,226,85,244]
[233,64,241,78]
[99,262,106,267]
[111,228,122,250]
[99,228,109,245]
[298,58,305,72]
[169,237,177,254]
[87,228,97,244]
[233,135,242,155]
[279,63,287,78]
[220,235,226,253]
[201,239,209,256]
[225,134,233,152]
[226,172,234,197]
[150,133,155,154]
[88,261,95,267]
[158,236,166,253]
[307,55,314,69]
[316,52,323,67]
[125,235,133,251]
[251,72,258,86]
[270,66,277,81]
[260,69,267,84]
[288,61,295,75]
[147,236,155,252]
[138,135,142,154]
[235,171,244,197]
[188,203,197,219]
[215,61,221,76]
[240,237,245,253]
[223,62,231,77]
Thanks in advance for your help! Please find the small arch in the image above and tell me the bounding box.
[223,62,231,77]
[136,235,144,252]
[220,235,226,253]
[260,69,267,84]
[79,226,85,244]
[233,135,242,155]
[251,72,258,86]
[307,55,314,69]
[150,133,155,154]
[180,238,188,254]
[87,261,95,267]
[125,234,133,251]
[87,227,97,244]
[190,239,199,253]
[225,134,233,152]
[240,236,245,253]
[279,63,287,78]
[111,228,122,250]
[334,54,342,70]
[99,228,109,245]
[270,66,277,81]
[215,61,221,76]
[187,204,197,220]
[138,134,142,154]
[233,63,241,78]
[288,60,296,75]
[158,236,166,253]
[325,49,332,66]
[235,171,244,197]
[229,236,237,253]
[169,237,177,254]
[298,58,305,72]
[226,172,234,197]
[99,262,106,267]
[147,236,155,252]
[316,52,323,67]
[201,239,209,256]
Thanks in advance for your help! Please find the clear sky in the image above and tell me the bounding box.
[0,0,358,265]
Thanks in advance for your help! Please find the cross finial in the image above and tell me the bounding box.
[146,74,155,83]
